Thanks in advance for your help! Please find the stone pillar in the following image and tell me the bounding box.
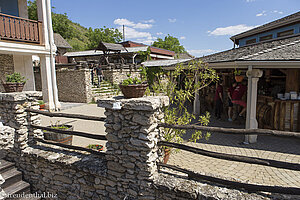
[0,91,43,152]
[98,96,169,200]
[245,69,263,144]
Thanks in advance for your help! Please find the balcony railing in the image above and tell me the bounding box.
[0,13,43,45]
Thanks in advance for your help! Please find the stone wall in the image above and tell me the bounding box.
[103,68,141,84]
[0,54,14,92]
[0,126,14,159]
[56,68,92,103]
[0,92,289,199]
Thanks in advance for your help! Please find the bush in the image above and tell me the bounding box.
[5,72,26,83]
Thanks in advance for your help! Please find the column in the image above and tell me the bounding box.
[13,55,36,91]
[245,69,263,144]
[39,55,55,111]
[98,96,169,200]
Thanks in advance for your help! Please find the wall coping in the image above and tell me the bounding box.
[97,96,169,111]
[0,91,42,101]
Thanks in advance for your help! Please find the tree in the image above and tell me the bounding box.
[28,0,38,21]
[152,34,186,53]
[52,13,74,39]
[85,27,123,49]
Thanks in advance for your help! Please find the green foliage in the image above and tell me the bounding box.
[137,47,151,62]
[5,73,26,83]
[49,121,68,129]
[52,13,74,39]
[28,0,37,20]
[143,66,163,86]
[234,68,242,76]
[152,34,186,53]
[86,27,123,50]
[152,60,218,147]
[38,100,45,105]
[121,77,142,86]
[87,144,104,151]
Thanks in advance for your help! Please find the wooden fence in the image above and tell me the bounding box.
[158,123,300,195]
[26,108,107,156]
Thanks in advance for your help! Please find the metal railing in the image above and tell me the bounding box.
[0,13,43,44]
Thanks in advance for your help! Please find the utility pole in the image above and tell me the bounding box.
[123,25,125,42]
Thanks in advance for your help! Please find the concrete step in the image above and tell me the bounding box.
[3,181,30,199]
[1,168,22,189]
[0,160,15,174]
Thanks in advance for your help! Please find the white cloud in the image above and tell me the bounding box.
[188,49,217,57]
[118,26,152,39]
[208,24,257,36]
[272,10,283,14]
[156,32,163,35]
[114,18,152,29]
[180,36,186,40]
[168,18,177,23]
[256,10,267,17]
[246,0,256,2]
[136,36,157,45]
[142,19,155,23]
[114,18,135,27]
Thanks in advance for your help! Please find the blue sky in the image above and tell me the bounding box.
[51,0,300,57]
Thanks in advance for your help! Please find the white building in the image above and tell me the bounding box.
[0,0,60,111]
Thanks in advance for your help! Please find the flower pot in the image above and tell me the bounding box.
[3,82,25,93]
[119,84,148,98]
[43,125,73,145]
[163,148,171,164]
[235,75,244,83]
[39,104,45,110]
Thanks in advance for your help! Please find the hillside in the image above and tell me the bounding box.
[66,22,89,51]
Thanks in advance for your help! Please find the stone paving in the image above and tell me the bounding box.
[168,115,300,188]
[41,104,300,188]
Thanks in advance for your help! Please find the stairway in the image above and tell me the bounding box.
[92,80,120,99]
[0,159,40,200]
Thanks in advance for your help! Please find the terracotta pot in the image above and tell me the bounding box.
[163,148,171,164]
[235,75,244,82]
[39,104,45,110]
[119,84,148,98]
[3,82,25,93]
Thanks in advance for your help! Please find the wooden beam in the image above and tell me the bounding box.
[30,125,107,141]
[158,141,300,171]
[158,123,300,139]
[34,138,105,156]
[158,163,300,195]
[26,108,106,122]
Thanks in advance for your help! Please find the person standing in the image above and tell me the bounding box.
[95,64,104,88]
[214,80,223,119]
[227,82,237,121]
[232,82,247,118]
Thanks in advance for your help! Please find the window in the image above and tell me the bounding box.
[259,34,273,42]
[277,29,294,38]
[246,38,256,45]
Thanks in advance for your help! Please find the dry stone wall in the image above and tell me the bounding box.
[56,68,92,103]
[0,92,289,199]
[103,69,141,84]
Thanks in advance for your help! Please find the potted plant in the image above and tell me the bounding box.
[2,72,26,92]
[234,68,243,82]
[119,74,148,98]
[87,144,104,152]
[43,121,73,145]
[38,100,45,110]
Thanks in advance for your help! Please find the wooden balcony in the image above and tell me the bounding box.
[0,13,43,45]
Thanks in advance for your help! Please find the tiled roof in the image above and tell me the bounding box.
[199,35,300,63]
[231,11,300,42]
[54,33,72,49]
[142,59,192,67]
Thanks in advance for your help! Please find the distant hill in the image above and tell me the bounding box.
[66,22,89,51]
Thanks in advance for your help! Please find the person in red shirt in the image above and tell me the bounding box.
[227,82,237,121]
[232,83,247,117]
[214,81,223,119]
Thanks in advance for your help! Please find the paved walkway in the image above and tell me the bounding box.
[40,104,300,188]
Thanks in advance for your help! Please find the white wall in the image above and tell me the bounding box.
[13,55,35,91]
